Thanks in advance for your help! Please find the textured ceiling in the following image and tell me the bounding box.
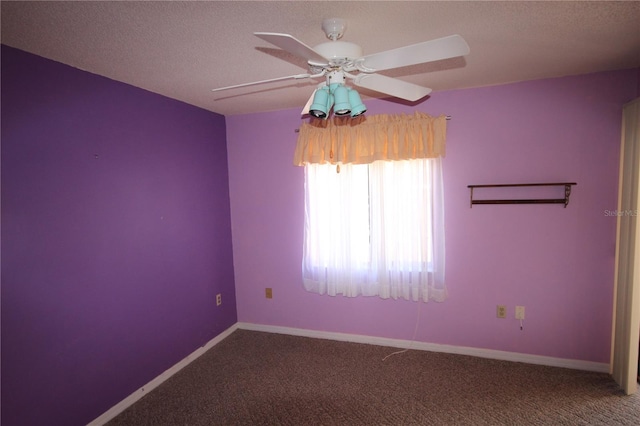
[2,1,639,116]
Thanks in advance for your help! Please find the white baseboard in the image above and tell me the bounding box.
[88,323,239,426]
[237,322,610,373]
[89,321,609,425]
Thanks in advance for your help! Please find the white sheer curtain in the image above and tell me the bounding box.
[302,158,446,302]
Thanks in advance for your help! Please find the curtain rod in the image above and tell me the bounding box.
[294,115,452,132]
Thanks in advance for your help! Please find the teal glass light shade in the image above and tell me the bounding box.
[348,89,367,117]
[309,87,330,118]
[333,85,351,116]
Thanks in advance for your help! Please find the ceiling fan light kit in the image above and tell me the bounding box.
[308,83,366,119]
[212,18,470,120]
[307,69,366,119]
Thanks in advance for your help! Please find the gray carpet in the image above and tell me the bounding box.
[107,329,640,425]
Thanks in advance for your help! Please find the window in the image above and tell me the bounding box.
[302,158,446,302]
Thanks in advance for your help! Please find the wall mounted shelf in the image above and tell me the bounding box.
[467,182,577,208]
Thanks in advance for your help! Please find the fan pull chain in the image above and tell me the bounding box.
[329,148,340,173]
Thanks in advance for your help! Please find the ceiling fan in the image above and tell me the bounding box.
[211,18,470,118]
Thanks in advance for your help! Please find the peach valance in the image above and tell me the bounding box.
[293,112,447,166]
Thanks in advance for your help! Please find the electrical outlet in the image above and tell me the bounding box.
[497,305,507,318]
[265,288,273,299]
[216,293,222,306]
[515,306,525,320]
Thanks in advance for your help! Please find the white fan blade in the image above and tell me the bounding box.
[359,35,470,72]
[354,74,432,102]
[254,32,329,65]
[211,73,311,92]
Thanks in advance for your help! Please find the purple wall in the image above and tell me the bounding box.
[1,46,237,425]
[227,69,638,364]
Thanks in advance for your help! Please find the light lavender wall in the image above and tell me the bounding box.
[1,45,237,425]
[226,69,638,364]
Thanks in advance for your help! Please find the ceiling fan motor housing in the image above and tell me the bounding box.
[310,41,363,67]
